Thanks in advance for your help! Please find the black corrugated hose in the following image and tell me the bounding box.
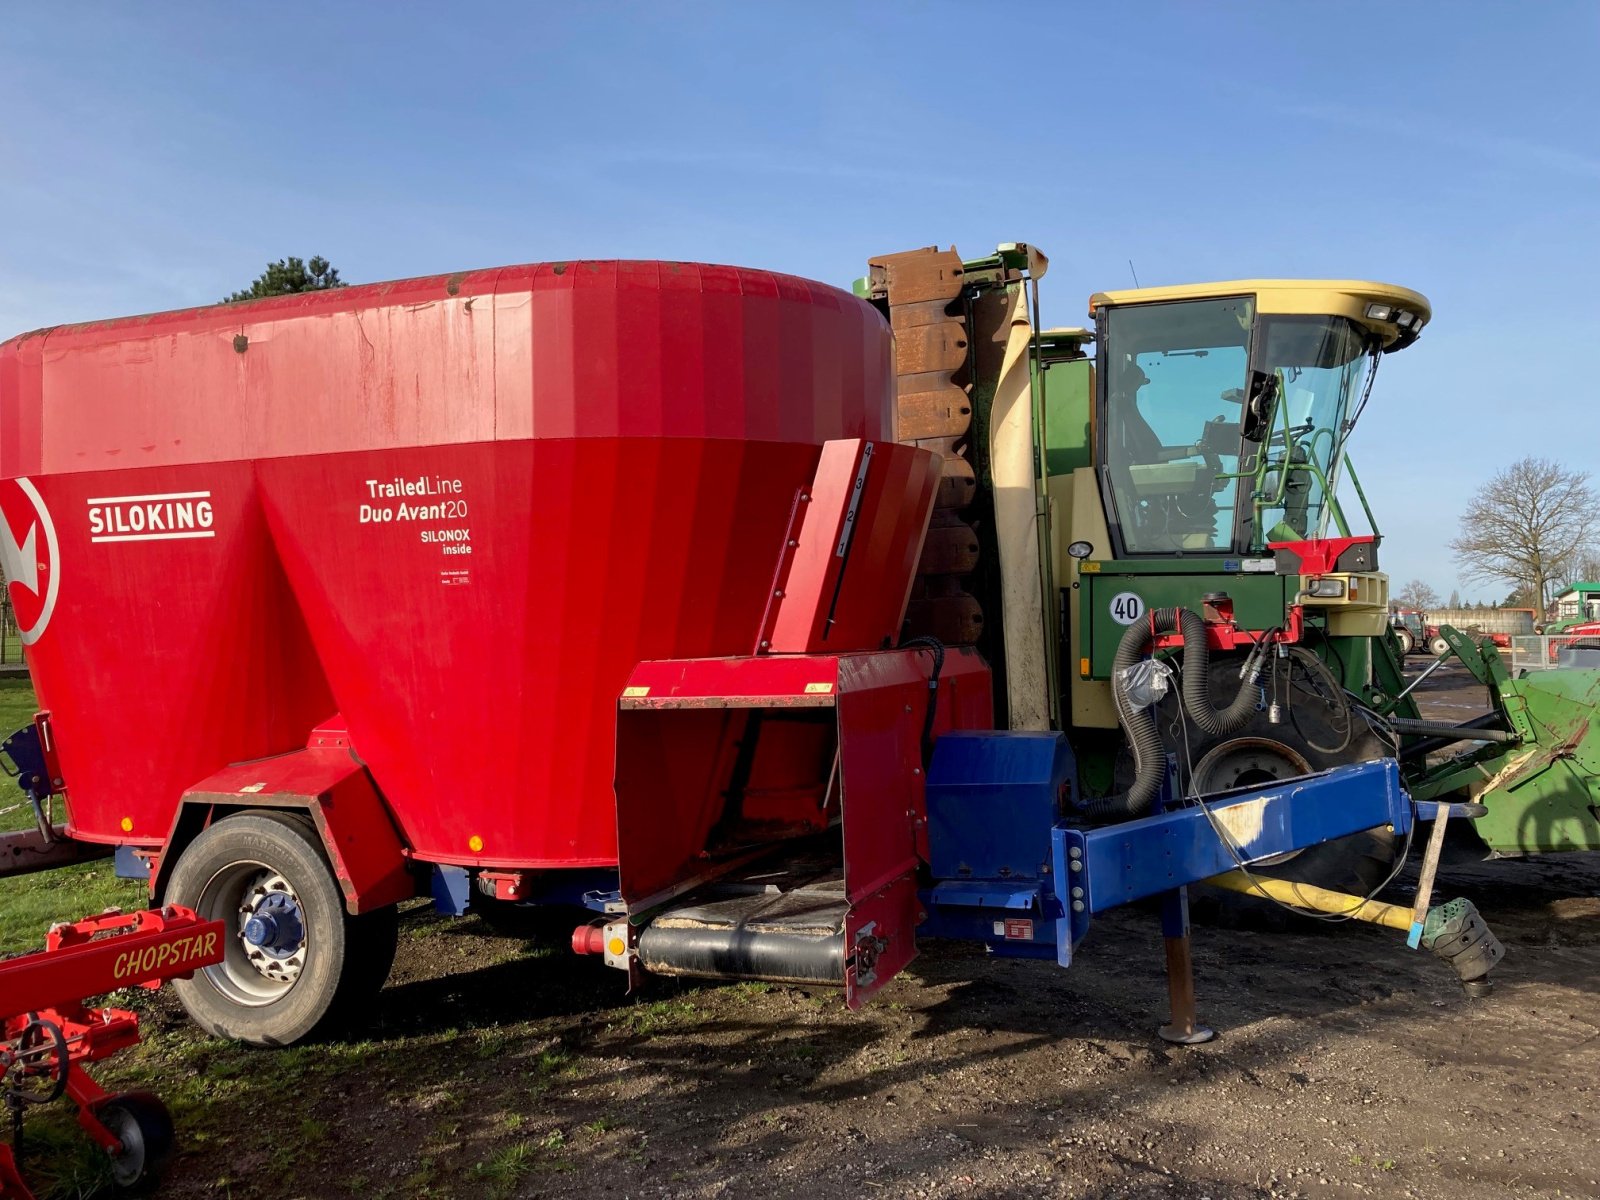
[1078,607,1266,820]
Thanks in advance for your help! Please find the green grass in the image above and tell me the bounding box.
[0,678,146,956]
[0,675,39,737]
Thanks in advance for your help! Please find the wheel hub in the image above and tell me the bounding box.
[1191,736,1312,795]
[241,892,305,958]
[231,872,307,988]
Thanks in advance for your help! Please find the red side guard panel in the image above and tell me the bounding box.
[175,730,411,914]
[614,649,991,1006]
[766,439,940,655]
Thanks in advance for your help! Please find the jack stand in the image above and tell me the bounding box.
[1407,805,1452,949]
[1157,885,1214,1045]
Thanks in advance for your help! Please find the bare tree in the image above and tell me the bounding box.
[1394,578,1441,610]
[1557,546,1600,587]
[1451,458,1598,610]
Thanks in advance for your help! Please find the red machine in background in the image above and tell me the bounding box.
[1,906,224,1199]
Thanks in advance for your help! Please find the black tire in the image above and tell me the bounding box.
[1160,655,1401,912]
[100,1091,175,1191]
[164,812,396,1047]
[1396,628,1415,656]
[1429,635,1450,657]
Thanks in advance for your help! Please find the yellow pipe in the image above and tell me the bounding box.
[1206,871,1413,931]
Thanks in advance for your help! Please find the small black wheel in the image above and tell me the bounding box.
[100,1091,175,1191]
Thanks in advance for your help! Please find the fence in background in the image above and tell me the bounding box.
[1508,634,1600,673]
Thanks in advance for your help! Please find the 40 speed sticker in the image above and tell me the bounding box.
[1108,591,1146,625]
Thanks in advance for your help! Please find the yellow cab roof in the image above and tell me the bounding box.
[1088,280,1431,350]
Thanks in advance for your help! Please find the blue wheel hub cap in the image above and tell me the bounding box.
[241,892,304,959]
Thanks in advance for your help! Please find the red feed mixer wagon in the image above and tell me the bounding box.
[0,256,1488,1125]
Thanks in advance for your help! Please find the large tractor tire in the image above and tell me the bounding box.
[1395,628,1415,656]
[1158,653,1402,919]
[164,811,399,1047]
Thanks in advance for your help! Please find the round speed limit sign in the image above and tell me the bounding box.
[1108,592,1146,625]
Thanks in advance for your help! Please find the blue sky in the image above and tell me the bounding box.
[3,3,1596,599]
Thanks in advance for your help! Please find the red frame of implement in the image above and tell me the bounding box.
[1,907,224,1198]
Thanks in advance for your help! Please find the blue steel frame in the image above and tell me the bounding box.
[922,755,1411,967]
[1054,758,1409,965]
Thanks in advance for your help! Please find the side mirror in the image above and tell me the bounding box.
[1240,370,1278,443]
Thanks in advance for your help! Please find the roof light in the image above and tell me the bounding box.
[1365,303,1394,322]
[1395,311,1415,328]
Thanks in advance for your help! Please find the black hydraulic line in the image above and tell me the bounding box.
[1078,608,1264,821]
[1397,713,1511,761]
[900,636,945,767]
[1386,717,1516,744]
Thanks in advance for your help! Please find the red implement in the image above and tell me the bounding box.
[1,906,225,1198]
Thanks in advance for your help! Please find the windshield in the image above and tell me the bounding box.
[1249,316,1376,547]
[1100,297,1253,554]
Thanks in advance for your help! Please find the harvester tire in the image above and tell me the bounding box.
[1168,657,1402,924]
[164,812,396,1047]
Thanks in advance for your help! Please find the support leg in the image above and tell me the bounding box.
[1157,886,1214,1045]
[1407,810,1451,949]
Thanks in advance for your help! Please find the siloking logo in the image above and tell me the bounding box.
[87,491,215,543]
[0,478,60,645]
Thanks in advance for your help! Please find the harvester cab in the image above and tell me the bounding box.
[1086,278,1426,561]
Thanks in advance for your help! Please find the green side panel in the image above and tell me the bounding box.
[1471,667,1600,853]
[1042,358,1091,477]
[1077,570,1294,678]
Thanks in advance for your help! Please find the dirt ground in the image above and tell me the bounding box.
[27,662,1600,1200]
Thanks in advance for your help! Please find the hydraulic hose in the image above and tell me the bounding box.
[900,636,946,767]
[1077,607,1264,821]
[1168,607,1263,737]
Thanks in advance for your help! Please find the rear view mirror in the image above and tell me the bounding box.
[1241,370,1278,443]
